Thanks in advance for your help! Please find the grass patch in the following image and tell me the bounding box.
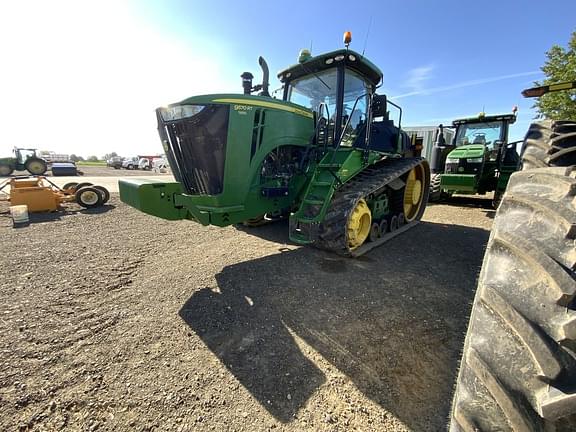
[77,161,107,166]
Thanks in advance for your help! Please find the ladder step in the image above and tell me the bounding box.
[318,163,340,168]
[312,181,332,186]
[304,199,325,205]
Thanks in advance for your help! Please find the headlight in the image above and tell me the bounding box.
[466,157,484,163]
[159,105,205,121]
[445,158,459,164]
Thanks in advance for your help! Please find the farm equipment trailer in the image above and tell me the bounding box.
[119,33,430,256]
[0,176,110,219]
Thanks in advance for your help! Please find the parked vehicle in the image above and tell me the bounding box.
[138,158,152,170]
[0,147,48,176]
[429,110,520,207]
[122,157,139,170]
[152,157,169,173]
[38,151,72,164]
[107,156,123,169]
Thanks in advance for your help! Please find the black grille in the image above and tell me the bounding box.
[157,104,229,195]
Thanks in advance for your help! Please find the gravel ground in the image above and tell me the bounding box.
[0,194,495,431]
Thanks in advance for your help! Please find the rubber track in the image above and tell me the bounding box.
[315,157,427,256]
[449,167,576,431]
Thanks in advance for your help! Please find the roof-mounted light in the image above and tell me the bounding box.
[343,31,352,48]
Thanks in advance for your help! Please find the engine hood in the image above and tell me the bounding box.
[447,144,485,159]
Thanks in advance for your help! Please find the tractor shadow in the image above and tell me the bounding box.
[233,219,291,244]
[179,221,490,430]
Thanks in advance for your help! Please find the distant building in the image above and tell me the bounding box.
[403,126,455,161]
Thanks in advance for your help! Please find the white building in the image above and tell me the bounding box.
[403,126,455,161]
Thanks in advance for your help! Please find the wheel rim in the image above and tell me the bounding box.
[27,161,45,174]
[347,199,372,250]
[403,165,426,221]
[80,191,99,205]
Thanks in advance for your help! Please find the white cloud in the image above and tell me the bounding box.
[0,1,233,157]
[404,65,435,93]
[392,71,542,100]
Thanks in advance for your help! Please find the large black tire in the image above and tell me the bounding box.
[75,186,104,208]
[449,167,576,431]
[429,173,442,201]
[0,163,14,177]
[521,120,576,169]
[75,182,93,191]
[25,157,47,175]
[93,185,110,204]
[62,182,79,192]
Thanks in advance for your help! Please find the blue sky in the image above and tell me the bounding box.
[1,0,575,156]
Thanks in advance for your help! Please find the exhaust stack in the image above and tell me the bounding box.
[258,56,270,97]
[239,57,271,97]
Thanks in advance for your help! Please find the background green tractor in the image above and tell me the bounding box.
[429,112,521,207]
[0,147,48,176]
[120,33,430,256]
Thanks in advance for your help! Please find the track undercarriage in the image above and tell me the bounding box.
[315,158,430,256]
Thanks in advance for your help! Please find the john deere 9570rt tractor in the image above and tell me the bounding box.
[120,33,430,256]
[429,112,520,207]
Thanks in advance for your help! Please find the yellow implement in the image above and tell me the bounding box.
[0,176,109,213]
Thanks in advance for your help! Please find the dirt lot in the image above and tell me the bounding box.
[0,194,495,431]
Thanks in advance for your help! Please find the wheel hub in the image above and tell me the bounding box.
[347,199,372,250]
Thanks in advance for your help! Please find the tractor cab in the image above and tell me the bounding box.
[278,47,412,156]
[446,114,517,173]
[14,148,38,164]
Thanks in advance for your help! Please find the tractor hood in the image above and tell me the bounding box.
[447,144,485,160]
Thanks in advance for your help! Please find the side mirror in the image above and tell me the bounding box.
[494,140,504,148]
[372,94,387,117]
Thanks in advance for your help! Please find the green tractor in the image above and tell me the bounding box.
[0,147,48,177]
[119,33,430,256]
[429,111,521,207]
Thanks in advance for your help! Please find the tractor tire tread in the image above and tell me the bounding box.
[449,166,576,431]
[521,121,576,169]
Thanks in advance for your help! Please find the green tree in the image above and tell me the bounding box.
[70,154,83,162]
[534,31,576,120]
[103,152,118,160]
[87,155,99,162]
